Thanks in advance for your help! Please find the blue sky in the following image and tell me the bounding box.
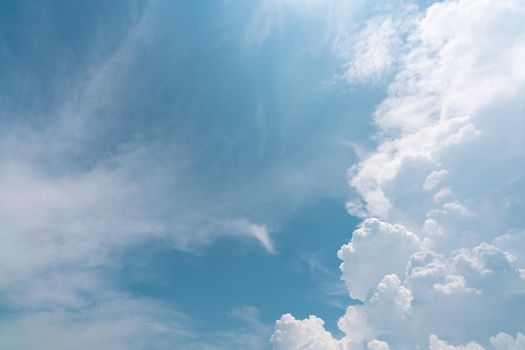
[114,199,357,333]
[0,0,379,347]
[2,1,525,349]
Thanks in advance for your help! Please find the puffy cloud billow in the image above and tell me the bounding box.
[272,0,525,349]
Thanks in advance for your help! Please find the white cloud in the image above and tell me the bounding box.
[0,295,193,350]
[224,219,276,254]
[367,339,390,350]
[337,218,420,301]
[337,273,413,345]
[271,314,344,350]
[490,332,525,350]
[343,3,418,83]
[429,335,485,350]
[423,169,448,191]
[273,0,525,348]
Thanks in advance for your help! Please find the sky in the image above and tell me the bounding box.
[0,0,524,349]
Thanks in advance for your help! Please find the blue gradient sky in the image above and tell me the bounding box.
[0,1,467,349]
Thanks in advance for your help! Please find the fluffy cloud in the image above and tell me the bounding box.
[429,335,485,350]
[337,218,420,301]
[366,339,390,350]
[273,0,525,348]
[271,314,343,350]
[429,333,525,350]
[490,333,525,350]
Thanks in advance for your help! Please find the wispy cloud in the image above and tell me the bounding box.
[0,2,278,348]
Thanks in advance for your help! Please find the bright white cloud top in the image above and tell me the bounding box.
[271,0,525,349]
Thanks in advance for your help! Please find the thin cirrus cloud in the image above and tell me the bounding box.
[0,0,374,348]
[0,4,273,306]
[237,0,367,50]
[272,0,525,349]
[0,1,278,348]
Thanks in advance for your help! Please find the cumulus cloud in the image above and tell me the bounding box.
[490,332,525,350]
[337,218,420,301]
[429,335,485,350]
[366,339,390,350]
[273,0,525,348]
[271,314,343,350]
[429,333,525,350]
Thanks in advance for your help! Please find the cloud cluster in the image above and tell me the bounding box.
[272,0,525,348]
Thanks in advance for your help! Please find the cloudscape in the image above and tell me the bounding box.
[1,1,524,349]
